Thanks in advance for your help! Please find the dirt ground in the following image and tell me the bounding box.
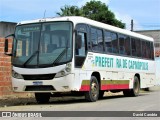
[0,86,159,108]
[0,92,124,108]
[0,94,35,107]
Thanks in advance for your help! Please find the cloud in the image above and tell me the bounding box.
[113,11,144,30]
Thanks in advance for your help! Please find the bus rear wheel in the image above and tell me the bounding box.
[35,93,50,104]
[123,76,140,97]
[85,76,99,102]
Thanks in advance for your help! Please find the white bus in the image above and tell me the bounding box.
[5,16,155,103]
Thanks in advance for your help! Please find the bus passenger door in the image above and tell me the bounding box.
[75,24,88,68]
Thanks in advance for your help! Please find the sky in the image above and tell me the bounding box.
[0,0,160,30]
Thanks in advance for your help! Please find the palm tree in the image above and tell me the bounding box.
[56,5,82,16]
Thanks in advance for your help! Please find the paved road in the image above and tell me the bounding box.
[0,87,160,120]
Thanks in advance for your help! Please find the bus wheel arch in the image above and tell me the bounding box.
[91,72,104,99]
[84,72,101,102]
[123,74,140,97]
[132,74,140,96]
[135,73,141,88]
[91,72,101,86]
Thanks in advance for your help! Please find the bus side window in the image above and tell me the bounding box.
[131,38,136,56]
[111,32,118,54]
[125,36,131,56]
[118,34,131,56]
[146,41,151,59]
[142,41,146,58]
[136,39,141,57]
[91,28,103,52]
[75,32,87,67]
[97,29,103,52]
[104,31,112,53]
[119,34,125,55]
[91,28,98,51]
[76,32,86,56]
[150,42,154,60]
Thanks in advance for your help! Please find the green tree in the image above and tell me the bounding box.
[56,1,125,28]
[56,5,82,16]
[82,1,125,28]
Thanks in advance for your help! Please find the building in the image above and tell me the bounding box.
[136,30,160,57]
[0,21,32,97]
[0,21,17,37]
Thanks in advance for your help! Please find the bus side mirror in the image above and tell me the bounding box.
[4,34,14,56]
[4,39,9,53]
[76,35,82,49]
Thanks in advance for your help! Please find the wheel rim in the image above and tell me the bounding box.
[91,81,98,98]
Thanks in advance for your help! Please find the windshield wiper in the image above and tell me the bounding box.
[52,48,66,66]
[23,50,39,67]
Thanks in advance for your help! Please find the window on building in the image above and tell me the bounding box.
[155,42,160,48]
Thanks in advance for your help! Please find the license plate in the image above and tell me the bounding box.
[33,81,43,85]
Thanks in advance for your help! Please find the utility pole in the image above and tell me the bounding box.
[43,10,46,19]
[131,19,133,31]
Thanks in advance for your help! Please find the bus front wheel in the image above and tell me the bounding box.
[35,93,50,104]
[85,76,99,102]
[123,76,140,97]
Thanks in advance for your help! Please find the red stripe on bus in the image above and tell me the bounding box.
[101,84,129,90]
[79,85,90,91]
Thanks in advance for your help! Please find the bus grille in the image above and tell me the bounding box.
[25,85,55,91]
[23,74,56,80]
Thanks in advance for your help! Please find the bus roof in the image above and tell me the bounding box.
[18,16,153,42]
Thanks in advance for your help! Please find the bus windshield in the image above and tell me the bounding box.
[12,22,73,68]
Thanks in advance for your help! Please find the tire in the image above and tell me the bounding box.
[123,90,131,97]
[85,76,99,102]
[144,87,150,91]
[123,76,140,97]
[35,93,50,104]
[99,91,104,99]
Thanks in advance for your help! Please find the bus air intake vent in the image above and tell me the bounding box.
[23,74,56,80]
[25,85,55,91]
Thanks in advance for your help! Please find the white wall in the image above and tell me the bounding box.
[155,57,160,85]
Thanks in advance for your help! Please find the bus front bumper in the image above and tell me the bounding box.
[12,74,78,93]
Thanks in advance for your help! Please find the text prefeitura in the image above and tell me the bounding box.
[95,56,148,70]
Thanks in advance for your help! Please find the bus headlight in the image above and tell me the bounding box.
[12,70,23,79]
[65,67,71,72]
[65,63,71,72]
[61,70,66,76]
[55,63,71,78]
